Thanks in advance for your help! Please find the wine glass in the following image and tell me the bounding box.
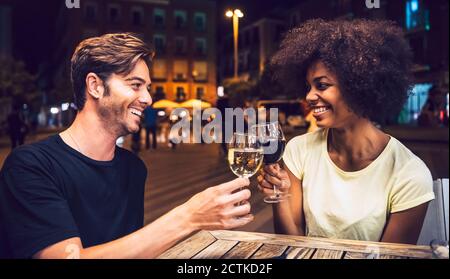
[250,122,288,203]
[228,133,264,179]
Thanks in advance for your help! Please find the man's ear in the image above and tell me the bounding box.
[85,73,105,99]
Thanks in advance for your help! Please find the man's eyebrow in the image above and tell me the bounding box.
[125,76,149,84]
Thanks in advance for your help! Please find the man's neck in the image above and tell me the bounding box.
[61,109,117,161]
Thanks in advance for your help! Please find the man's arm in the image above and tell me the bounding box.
[34,178,253,259]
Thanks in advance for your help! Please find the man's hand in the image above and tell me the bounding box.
[184,178,254,230]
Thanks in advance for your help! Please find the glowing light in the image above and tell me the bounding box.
[61,103,70,111]
[179,110,187,118]
[234,9,244,18]
[225,10,233,18]
[411,0,419,12]
[50,107,60,114]
[217,86,224,97]
[158,111,166,116]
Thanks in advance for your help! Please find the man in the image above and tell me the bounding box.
[143,104,158,149]
[0,33,253,259]
[6,104,28,149]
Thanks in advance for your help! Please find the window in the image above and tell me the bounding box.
[153,34,166,54]
[173,60,188,81]
[398,83,433,124]
[175,37,186,54]
[82,29,98,39]
[196,87,205,99]
[253,27,259,44]
[174,10,187,29]
[84,2,97,22]
[194,12,206,32]
[406,0,430,31]
[131,7,144,26]
[291,14,298,27]
[195,38,207,56]
[275,25,285,41]
[193,61,207,81]
[244,30,250,47]
[152,59,167,80]
[108,5,121,24]
[154,8,165,28]
[154,86,166,101]
[176,87,187,102]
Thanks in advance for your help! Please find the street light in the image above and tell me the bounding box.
[225,9,244,79]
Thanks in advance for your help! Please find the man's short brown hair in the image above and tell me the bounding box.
[70,33,154,110]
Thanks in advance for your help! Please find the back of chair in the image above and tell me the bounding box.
[442,179,449,241]
[417,179,449,245]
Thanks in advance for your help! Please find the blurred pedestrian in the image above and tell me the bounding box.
[418,86,447,127]
[143,105,158,149]
[216,95,229,154]
[6,105,28,149]
[131,124,142,154]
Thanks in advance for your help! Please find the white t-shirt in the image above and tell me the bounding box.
[283,128,435,241]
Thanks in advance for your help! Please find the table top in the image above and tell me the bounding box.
[157,230,434,259]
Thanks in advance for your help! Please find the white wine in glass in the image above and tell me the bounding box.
[228,133,264,178]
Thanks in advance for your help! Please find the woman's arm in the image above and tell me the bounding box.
[380,202,429,244]
[258,164,306,235]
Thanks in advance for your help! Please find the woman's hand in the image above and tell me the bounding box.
[257,163,291,199]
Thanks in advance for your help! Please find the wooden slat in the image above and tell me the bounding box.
[221,242,263,259]
[210,230,433,259]
[250,244,288,259]
[192,240,238,259]
[378,254,408,259]
[157,231,216,259]
[285,247,316,259]
[312,249,344,259]
[344,252,372,259]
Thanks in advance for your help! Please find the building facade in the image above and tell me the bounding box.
[0,2,12,58]
[45,0,217,109]
[219,17,285,84]
[219,0,448,124]
[0,1,13,132]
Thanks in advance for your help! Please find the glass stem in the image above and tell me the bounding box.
[273,185,280,198]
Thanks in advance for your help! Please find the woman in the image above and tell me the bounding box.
[258,19,434,244]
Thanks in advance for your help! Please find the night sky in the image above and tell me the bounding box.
[10,0,293,74]
[11,0,60,73]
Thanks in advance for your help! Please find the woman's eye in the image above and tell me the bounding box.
[316,83,329,90]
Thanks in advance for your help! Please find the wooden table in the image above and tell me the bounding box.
[158,230,434,259]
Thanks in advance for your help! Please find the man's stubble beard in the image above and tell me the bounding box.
[97,84,130,138]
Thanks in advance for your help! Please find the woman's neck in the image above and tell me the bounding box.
[327,119,390,171]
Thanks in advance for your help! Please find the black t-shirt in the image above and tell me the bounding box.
[0,135,147,258]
